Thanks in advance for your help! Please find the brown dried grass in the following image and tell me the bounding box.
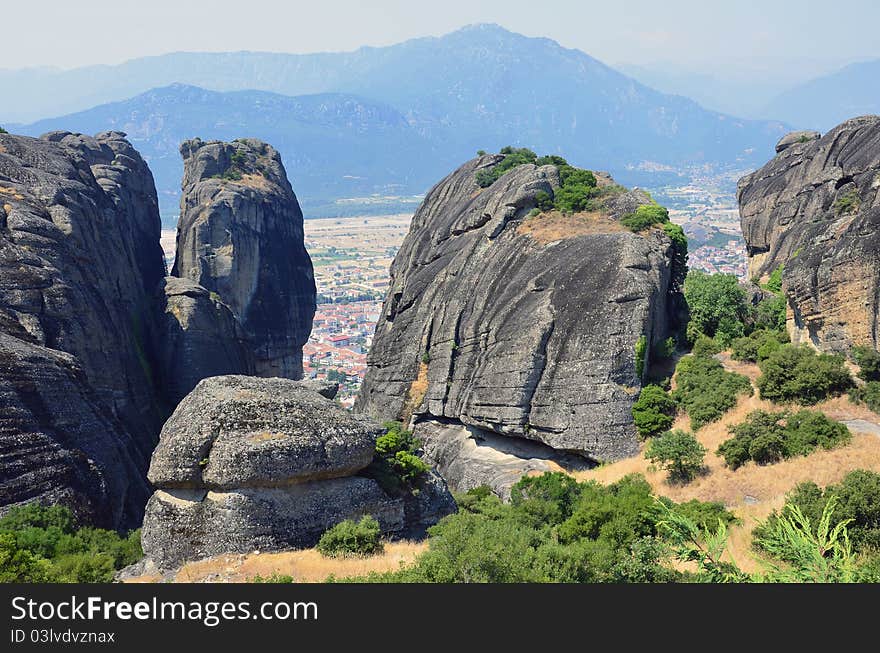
[517,209,625,244]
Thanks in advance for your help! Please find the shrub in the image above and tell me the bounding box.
[661,222,689,292]
[645,429,706,482]
[317,516,383,558]
[764,265,783,293]
[251,573,294,583]
[673,355,752,429]
[753,295,787,332]
[671,499,737,531]
[0,534,49,583]
[475,147,538,187]
[717,409,850,469]
[731,329,784,363]
[553,182,599,214]
[756,345,853,405]
[363,422,429,494]
[691,334,722,358]
[851,345,880,382]
[620,204,669,232]
[850,381,880,413]
[534,190,554,212]
[653,337,676,361]
[0,126,8,135]
[833,189,861,216]
[632,385,676,439]
[683,271,748,342]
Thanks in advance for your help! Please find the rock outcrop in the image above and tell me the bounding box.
[355,155,680,494]
[0,131,165,527]
[738,116,880,352]
[172,139,316,379]
[142,376,453,570]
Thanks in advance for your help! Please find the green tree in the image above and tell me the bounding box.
[683,271,748,342]
[764,265,784,292]
[645,430,706,482]
[0,534,49,582]
[851,345,880,382]
[632,385,676,439]
[620,204,669,232]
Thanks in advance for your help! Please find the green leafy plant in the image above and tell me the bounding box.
[673,355,753,429]
[644,430,706,482]
[317,516,383,558]
[850,381,880,413]
[833,189,861,216]
[363,422,429,494]
[620,203,669,232]
[683,271,748,343]
[756,344,853,405]
[632,385,676,439]
[635,335,648,378]
[764,265,784,293]
[851,345,880,381]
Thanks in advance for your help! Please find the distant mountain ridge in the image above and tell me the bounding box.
[762,59,880,130]
[6,24,788,219]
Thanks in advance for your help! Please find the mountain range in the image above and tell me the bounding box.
[5,24,794,219]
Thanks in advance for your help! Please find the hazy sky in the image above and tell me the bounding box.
[4,0,880,77]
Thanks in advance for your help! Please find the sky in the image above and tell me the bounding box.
[4,0,880,79]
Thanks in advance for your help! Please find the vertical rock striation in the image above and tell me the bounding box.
[172,138,316,379]
[738,116,880,352]
[0,131,165,526]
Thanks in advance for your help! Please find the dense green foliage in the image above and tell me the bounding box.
[690,334,722,358]
[717,409,851,469]
[756,345,853,405]
[850,381,880,413]
[683,271,748,344]
[753,294,787,332]
[645,430,706,482]
[730,328,786,363]
[0,504,142,583]
[753,470,880,560]
[0,126,7,134]
[317,516,383,558]
[363,422,429,495]
[632,385,677,439]
[475,147,539,187]
[851,346,880,382]
[661,222,689,292]
[673,354,753,429]
[620,203,668,232]
[764,265,784,293]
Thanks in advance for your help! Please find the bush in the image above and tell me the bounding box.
[251,573,294,583]
[620,204,669,232]
[661,222,689,292]
[673,355,753,430]
[632,385,676,439]
[717,409,850,469]
[753,470,880,555]
[317,516,383,558]
[753,295,787,332]
[671,499,737,531]
[691,335,722,358]
[0,503,142,583]
[475,147,538,187]
[731,329,784,363]
[756,345,853,405]
[852,346,880,382]
[764,266,783,293]
[645,430,706,482]
[363,422,429,494]
[833,189,861,216]
[850,381,880,413]
[683,271,748,342]
[635,335,647,378]
[0,126,8,135]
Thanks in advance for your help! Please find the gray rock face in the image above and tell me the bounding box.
[0,131,165,527]
[775,130,821,153]
[172,139,316,378]
[739,116,880,352]
[147,376,381,489]
[356,155,679,477]
[157,277,252,407]
[142,375,454,569]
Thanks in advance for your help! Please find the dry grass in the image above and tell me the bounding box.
[570,355,880,571]
[159,541,426,583]
[517,209,625,244]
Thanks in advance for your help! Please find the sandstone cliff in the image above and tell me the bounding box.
[172,138,316,378]
[738,116,880,352]
[355,155,679,493]
[0,131,165,526]
[142,376,453,570]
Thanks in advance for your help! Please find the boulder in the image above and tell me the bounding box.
[355,155,680,475]
[775,130,821,153]
[141,375,454,570]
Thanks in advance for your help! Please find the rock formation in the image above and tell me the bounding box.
[142,376,453,570]
[0,131,165,527]
[172,138,316,378]
[355,155,680,494]
[738,116,880,352]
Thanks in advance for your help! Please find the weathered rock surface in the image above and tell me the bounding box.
[172,138,316,378]
[739,117,880,352]
[157,277,252,407]
[775,130,821,153]
[142,376,453,570]
[356,155,679,489]
[0,131,165,527]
